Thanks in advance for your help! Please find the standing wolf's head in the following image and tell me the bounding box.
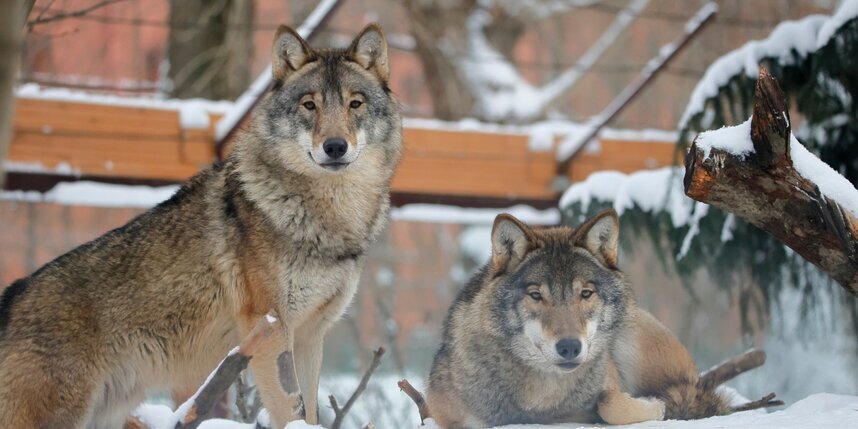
[246,23,402,178]
[485,210,631,373]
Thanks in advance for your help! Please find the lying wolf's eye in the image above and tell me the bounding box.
[349,100,363,109]
[303,101,316,110]
[580,289,594,299]
[528,291,543,301]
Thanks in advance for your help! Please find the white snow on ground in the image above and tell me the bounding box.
[133,391,858,429]
[16,83,233,130]
[680,0,858,129]
[450,394,858,429]
[694,117,858,217]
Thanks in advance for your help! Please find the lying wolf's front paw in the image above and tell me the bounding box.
[645,397,666,421]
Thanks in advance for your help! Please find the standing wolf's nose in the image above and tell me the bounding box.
[323,138,348,159]
[556,338,582,359]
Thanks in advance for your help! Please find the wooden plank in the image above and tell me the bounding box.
[15,99,182,138]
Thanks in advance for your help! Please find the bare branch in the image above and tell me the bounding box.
[329,347,386,429]
[731,392,785,413]
[699,349,766,391]
[398,379,430,424]
[27,0,130,27]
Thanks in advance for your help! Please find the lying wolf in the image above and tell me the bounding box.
[0,23,401,429]
[426,210,731,428]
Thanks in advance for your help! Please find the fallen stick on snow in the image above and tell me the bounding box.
[731,392,784,413]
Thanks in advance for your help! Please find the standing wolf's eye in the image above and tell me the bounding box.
[528,291,543,301]
[349,100,363,109]
[302,101,316,110]
[580,289,594,299]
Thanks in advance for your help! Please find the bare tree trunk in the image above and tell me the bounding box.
[401,0,476,120]
[167,0,254,100]
[0,0,30,189]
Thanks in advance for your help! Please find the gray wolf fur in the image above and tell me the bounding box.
[426,210,729,428]
[0,23,401,429]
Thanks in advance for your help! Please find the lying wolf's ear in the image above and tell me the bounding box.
[272,25,312,81]
[491,214,537,273]
[348,23,389,82]
[575,209,620,268]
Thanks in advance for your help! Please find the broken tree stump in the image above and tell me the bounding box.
[684,66,858,296]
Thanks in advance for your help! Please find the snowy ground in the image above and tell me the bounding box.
[134,391,858,429]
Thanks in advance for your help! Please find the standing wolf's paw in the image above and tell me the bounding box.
[292,393,306,419]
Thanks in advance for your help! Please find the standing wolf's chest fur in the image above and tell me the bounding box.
[226,166,388,326]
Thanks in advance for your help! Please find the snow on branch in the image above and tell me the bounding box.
[684,67,858,295]
[455,0,649,122]
[678,0,858,130]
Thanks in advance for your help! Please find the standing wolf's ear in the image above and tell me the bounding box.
[491,214,537,273]
[348,23,389,82]
[574,209,620,268]
[272,25,312,81]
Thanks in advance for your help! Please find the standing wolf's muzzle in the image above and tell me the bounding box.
[323,137,348,160]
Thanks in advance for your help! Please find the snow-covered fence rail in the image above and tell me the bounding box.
[6,95,679,205]
[684,67,858,295]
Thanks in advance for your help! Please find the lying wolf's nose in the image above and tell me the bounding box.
[323,138,348,159]
[556,338,582,359]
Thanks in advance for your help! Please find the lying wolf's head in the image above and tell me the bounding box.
[250,23,401,177]
[486,210,631,373]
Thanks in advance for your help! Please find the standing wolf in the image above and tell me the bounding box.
[0,23,400,429]
[427,210,732,428]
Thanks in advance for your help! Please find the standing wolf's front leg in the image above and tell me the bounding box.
[244,318,305,427]
[294,278,358,424]
[294,320,326,424]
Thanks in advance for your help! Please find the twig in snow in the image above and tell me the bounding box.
[731,392,785,413]
[328,347,386,429]
[397,379,430,424]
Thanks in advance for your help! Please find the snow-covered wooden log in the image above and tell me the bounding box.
[684,67,858,296]
[174,317,276,429]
